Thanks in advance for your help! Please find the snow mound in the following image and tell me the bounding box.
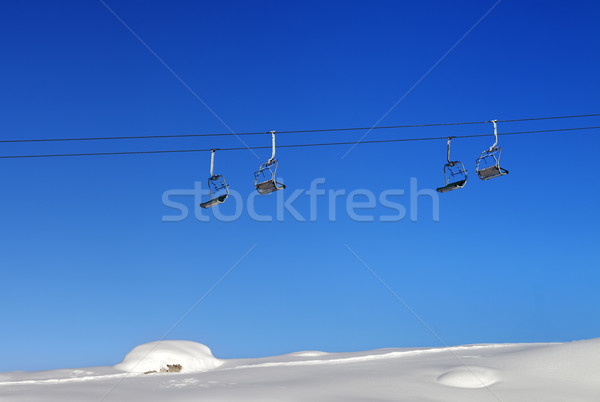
[437,366,499,388]
[114,341,222,374]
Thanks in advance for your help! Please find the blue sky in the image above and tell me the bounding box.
[1,0,599,371]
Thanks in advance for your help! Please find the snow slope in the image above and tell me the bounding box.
[1,338,599,401]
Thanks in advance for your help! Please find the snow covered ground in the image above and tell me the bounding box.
[1,338,598,401]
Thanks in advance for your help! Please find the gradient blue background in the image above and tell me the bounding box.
[1,0,599,371]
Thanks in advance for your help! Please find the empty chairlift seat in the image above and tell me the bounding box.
[436,137,467,193]
[476,162,508,180]
[255,167,286,194]
[200,191,228,209]
[475,120,509,181]
[200,149,230,209]
[436,161,467,193]
[254,131,286,195]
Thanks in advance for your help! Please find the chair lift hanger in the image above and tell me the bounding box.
[254,131,286,195]
[200,149,229,209]
[436,137,467,193]
[475,120,509,180]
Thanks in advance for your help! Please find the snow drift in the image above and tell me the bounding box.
[2,338,600,401]
[113,340,222,373]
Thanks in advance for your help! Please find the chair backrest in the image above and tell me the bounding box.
[208,175,228,198]
[444,161,467,182]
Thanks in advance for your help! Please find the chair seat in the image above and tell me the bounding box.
[436,179,466,193]
[256,180,285,194]
[477,166,508,180]
[200,194,228,209]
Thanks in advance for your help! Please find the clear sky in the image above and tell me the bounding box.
[1,0,599,371]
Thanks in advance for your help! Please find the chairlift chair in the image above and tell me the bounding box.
[254,131,286,194]
[476,120,509,180]
[200,149,230,209]
[436,137,467,193]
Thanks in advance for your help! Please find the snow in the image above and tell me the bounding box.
[113,341,222,374]
[436,366,499,388]
[1,338,599,401]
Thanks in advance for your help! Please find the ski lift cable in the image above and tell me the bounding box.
[1,114,599,144]
[0,126,598,160]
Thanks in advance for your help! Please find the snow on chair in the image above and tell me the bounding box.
[200,149,229,209]
[254,131,286,195]
[476,120,509,181]
[436,137,467,193]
